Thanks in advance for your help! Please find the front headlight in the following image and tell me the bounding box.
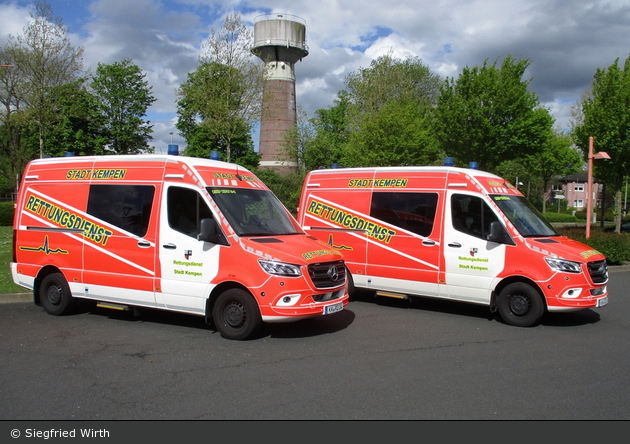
[258,259,302,277]
[545,257,582,273]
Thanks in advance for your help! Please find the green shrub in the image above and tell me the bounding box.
[543,212,577,223]
[253,169,305,217]
[573,210,613,222]
[557,226,630,265]
[582,232,630,265]
[0,201,15,226]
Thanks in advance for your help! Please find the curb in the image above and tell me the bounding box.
[0,293,32,303]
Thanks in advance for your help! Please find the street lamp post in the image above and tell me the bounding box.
[586,136,610,239]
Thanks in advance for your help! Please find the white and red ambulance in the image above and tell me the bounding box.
[11,155,348,340]
[297,166,609,327]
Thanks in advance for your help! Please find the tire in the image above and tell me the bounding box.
[212,289,262,340]
[39,272,75,316]
[497,282,544,327]
[346,267,356,301]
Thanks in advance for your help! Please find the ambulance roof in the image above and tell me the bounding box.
[308,165,500,179]
[27,154,253,173]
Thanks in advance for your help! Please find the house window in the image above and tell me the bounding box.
[575,199,584,208]
[574,185,584,192]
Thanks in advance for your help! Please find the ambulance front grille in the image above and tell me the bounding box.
[587,260,608,284]
[307,260,346,289]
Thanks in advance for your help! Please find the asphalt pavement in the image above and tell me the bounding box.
[2,263,629,303]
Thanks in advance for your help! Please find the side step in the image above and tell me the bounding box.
[375,291,409,300]
[96,302,131,311]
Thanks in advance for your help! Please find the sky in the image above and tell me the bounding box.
[1,0,629,155]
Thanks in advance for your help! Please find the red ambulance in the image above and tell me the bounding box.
[297,166,609,327]
[11,155,348,340]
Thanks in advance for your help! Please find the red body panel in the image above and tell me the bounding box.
[12,155,348,325]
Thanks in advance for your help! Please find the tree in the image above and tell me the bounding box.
[10,0,84,159]
[176,61,260,168]
[91,59,156,154]
[344,98,441,167]
[179,12,263,164]
[0,45,33,196]
[281,106,316,173]
[572,55,630,232]
[45,79,108,157]
[434,55,553,173]
[340,52,443,167]
[525,127,583,213]
[1,1,82,194]
[304,91,351,170]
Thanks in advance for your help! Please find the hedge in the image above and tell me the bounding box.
[0,201,14,226]
[556,226,630,265]
[542,212,577,223]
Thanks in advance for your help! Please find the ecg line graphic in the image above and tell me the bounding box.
[328,234,353,251]
[19,236,69,255]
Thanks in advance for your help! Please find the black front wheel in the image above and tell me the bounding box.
[346,267,356,301]
[212,289,262,340]
[39,272,75,316]
[497,282,544,327]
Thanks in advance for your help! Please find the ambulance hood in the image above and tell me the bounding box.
[239,234,344,264]
[530,236,605,262]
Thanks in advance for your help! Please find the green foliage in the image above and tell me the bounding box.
[0,0,83,191]
[434,55,553,172]
[180,113,260,170]
[525,129,583,212]
[44,79,108,156]
[0,201,15,226]
[542,212,577,223]
[12,0,85,159]
[557,226,630,265]
[584,233,630,265]
[572,55,630,230]
[176,61,260,168]
[253,169,305,218]
[91,59,156,154]
[308,52,442,168]
[302,91,351,171]
[572,54,630,192]
[345,52,442,114]
[183,12,263,165]
[343,99,442,167]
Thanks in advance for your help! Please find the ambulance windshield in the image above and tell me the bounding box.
[208,187,302,237]
[492,195,559,237]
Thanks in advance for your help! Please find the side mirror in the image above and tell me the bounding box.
[198,218,221,244]
[487,221,514,245]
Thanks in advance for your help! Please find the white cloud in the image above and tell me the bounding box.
[2,0,630,153]
[0,2,32,45]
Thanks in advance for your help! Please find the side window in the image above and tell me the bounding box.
[167,187,213,238]
[370,192,438,237]
[87,185,155,237]
[451,194,499,240]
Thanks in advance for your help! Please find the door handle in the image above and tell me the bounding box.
[422,240,436,246]
[448,242,462,248]
[162,243,177,250]
[137,240,151,248]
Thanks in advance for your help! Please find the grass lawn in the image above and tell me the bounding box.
[0,226,30,294]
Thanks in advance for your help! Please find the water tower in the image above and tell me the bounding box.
[252,13,309,174]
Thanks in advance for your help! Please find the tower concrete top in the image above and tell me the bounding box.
[252,13,309,63]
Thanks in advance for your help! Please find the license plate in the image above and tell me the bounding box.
[597,296,608,308]
[324,301,343,315]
